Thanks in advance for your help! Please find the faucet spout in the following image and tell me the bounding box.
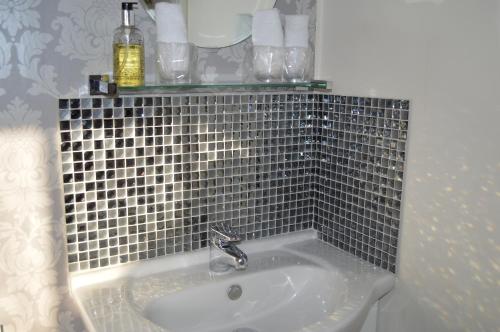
[209,223,248,273]
[220,243,248,270]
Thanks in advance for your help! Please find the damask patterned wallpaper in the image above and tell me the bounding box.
[0,0,316,331]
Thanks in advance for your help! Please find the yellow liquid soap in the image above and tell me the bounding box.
[113,3,145,87]
[113,44,144,87]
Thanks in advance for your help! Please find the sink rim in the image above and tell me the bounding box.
[70,230,320,290]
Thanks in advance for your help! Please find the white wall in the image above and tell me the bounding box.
[315,1,500,331]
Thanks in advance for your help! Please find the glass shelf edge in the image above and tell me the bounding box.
[118,81,331,95]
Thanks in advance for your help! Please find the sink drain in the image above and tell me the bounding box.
[227,284,242,300]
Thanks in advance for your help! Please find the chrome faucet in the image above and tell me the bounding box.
[209,223,248,273]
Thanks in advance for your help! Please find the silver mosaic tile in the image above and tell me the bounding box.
[59,92,316,272]
[313,95,409,273]
[58,92,409,273]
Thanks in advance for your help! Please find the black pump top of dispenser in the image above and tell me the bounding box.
[121,2,138,26]
[122,2,138,10]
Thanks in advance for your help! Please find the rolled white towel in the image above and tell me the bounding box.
[284,15,309,48]
[155,2,188,43]
[252,9,284,47]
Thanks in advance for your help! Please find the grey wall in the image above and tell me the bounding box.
[0,0,315,331]
[316,0,500,331]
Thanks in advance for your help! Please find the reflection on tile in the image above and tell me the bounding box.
[58,93,409,273]
[314,95,409,273]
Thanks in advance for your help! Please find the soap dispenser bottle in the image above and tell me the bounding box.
[113,2,145,87]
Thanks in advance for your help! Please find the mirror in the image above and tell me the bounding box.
[140,0,277,48]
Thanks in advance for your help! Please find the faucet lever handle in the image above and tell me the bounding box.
[210,223,241,243]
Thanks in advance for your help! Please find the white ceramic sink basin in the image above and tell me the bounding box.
[137,253,343,332]
[71,230,394,332]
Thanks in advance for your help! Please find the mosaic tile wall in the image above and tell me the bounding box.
[314,95,409,273]
[59,93,316,272]
[58,92,409,273]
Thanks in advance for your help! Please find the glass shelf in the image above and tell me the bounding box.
[118,80,330,95]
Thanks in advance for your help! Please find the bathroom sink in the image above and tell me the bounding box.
[134,253,343,332]
[70,230,394,332]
